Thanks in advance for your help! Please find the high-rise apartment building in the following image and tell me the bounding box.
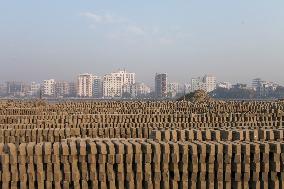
[68,82,77,97]
[55,81,70,97]
[131,82,151,97]
[191,75,216,92]
[155,73,168,98]
[77,73,93,97]
[103,70,135,97]
[43,79,55,96]
[93,76,103,98]
[191,77,206,92]
[0,83,6,96]
[6,81,30,96]
[203,75,217,92]
[29,82,41,96]
[168,82,182,98]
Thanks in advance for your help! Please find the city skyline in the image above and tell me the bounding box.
[0,0,283,85]
[0,70,282,88]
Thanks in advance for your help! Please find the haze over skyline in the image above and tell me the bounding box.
[0,0,283,85]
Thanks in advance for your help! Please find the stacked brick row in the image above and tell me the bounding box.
[1,127,284,144]
[150,128,284,142]
[0,140,284,188]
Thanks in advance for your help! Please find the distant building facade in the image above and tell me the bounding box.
[0,83,6,96]
[55,81,70,97]
[43,79,55,96]
[29,82,41,96]
[168,82,182,98]
[93,76,103,98]
[217,82,232,89]
[155,73,168,98]
[191,75,216,92]
[6,81,29,96]
[77,74,93,97]
[68,82,77,97]
[252,78,279,97]
[103,70,135,98]
[191,77,206,92]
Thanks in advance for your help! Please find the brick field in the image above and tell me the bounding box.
[0,100,284,188]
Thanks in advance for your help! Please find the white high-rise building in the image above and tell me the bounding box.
[30,82,41,96]
[191,75,216,92]
[203,75,217,92]
[191,77,206,92]
[168,82,181,98]
[43,79,55,96]
[183,83,191,94]
[103,70,135,97]
[77,73,93,97]
[130,82,151,98]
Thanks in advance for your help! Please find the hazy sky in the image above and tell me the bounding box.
[0,0,283,86]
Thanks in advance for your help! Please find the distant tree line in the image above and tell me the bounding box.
[210,86,284,100]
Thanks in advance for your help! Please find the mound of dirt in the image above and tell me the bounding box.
[177,90,213,103]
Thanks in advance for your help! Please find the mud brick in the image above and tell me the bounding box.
[43,142,52,163]
[274,130,283,141]
[188,143,198,173]
[2,182,9,189]
[185,129,194,141]
[62,162,71,182]
[19,163,28,181]
[197,176,206,189]
[19,181,28,189]
[211,130,221,141]
[69,141,78,163]
[89,180,99,189]
[143,181,154,189]
[213,142,223,171]
[249,130,259,141]
[1,164,11,182]
[205,141,215,162]
[71,162,81,182]
[53,182,61,189]
[268,175,279,189]
[221,130,232,141]
[144,162,152,181]
[214,181,223,189]
[102,141,115,165]
[150,130,161,141]
[79,162,89,181]
[36,162,45,182]
[87,141,97,158]
[177,129,186,141]
[53,163,62,182]
[44,163,53,181]
[232,130,243,141]
[88,162,97,182]
[121,140,133,163]
[270,142,281,153]
[98,164,106,182]
[129,140,142,156]
[201,130,211,141]
[113,140,125,163]
[169,130,177,142]
[142,141,152,163]
[223,181,232,189]
[193,129,202,141]
[62,181,70,189]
